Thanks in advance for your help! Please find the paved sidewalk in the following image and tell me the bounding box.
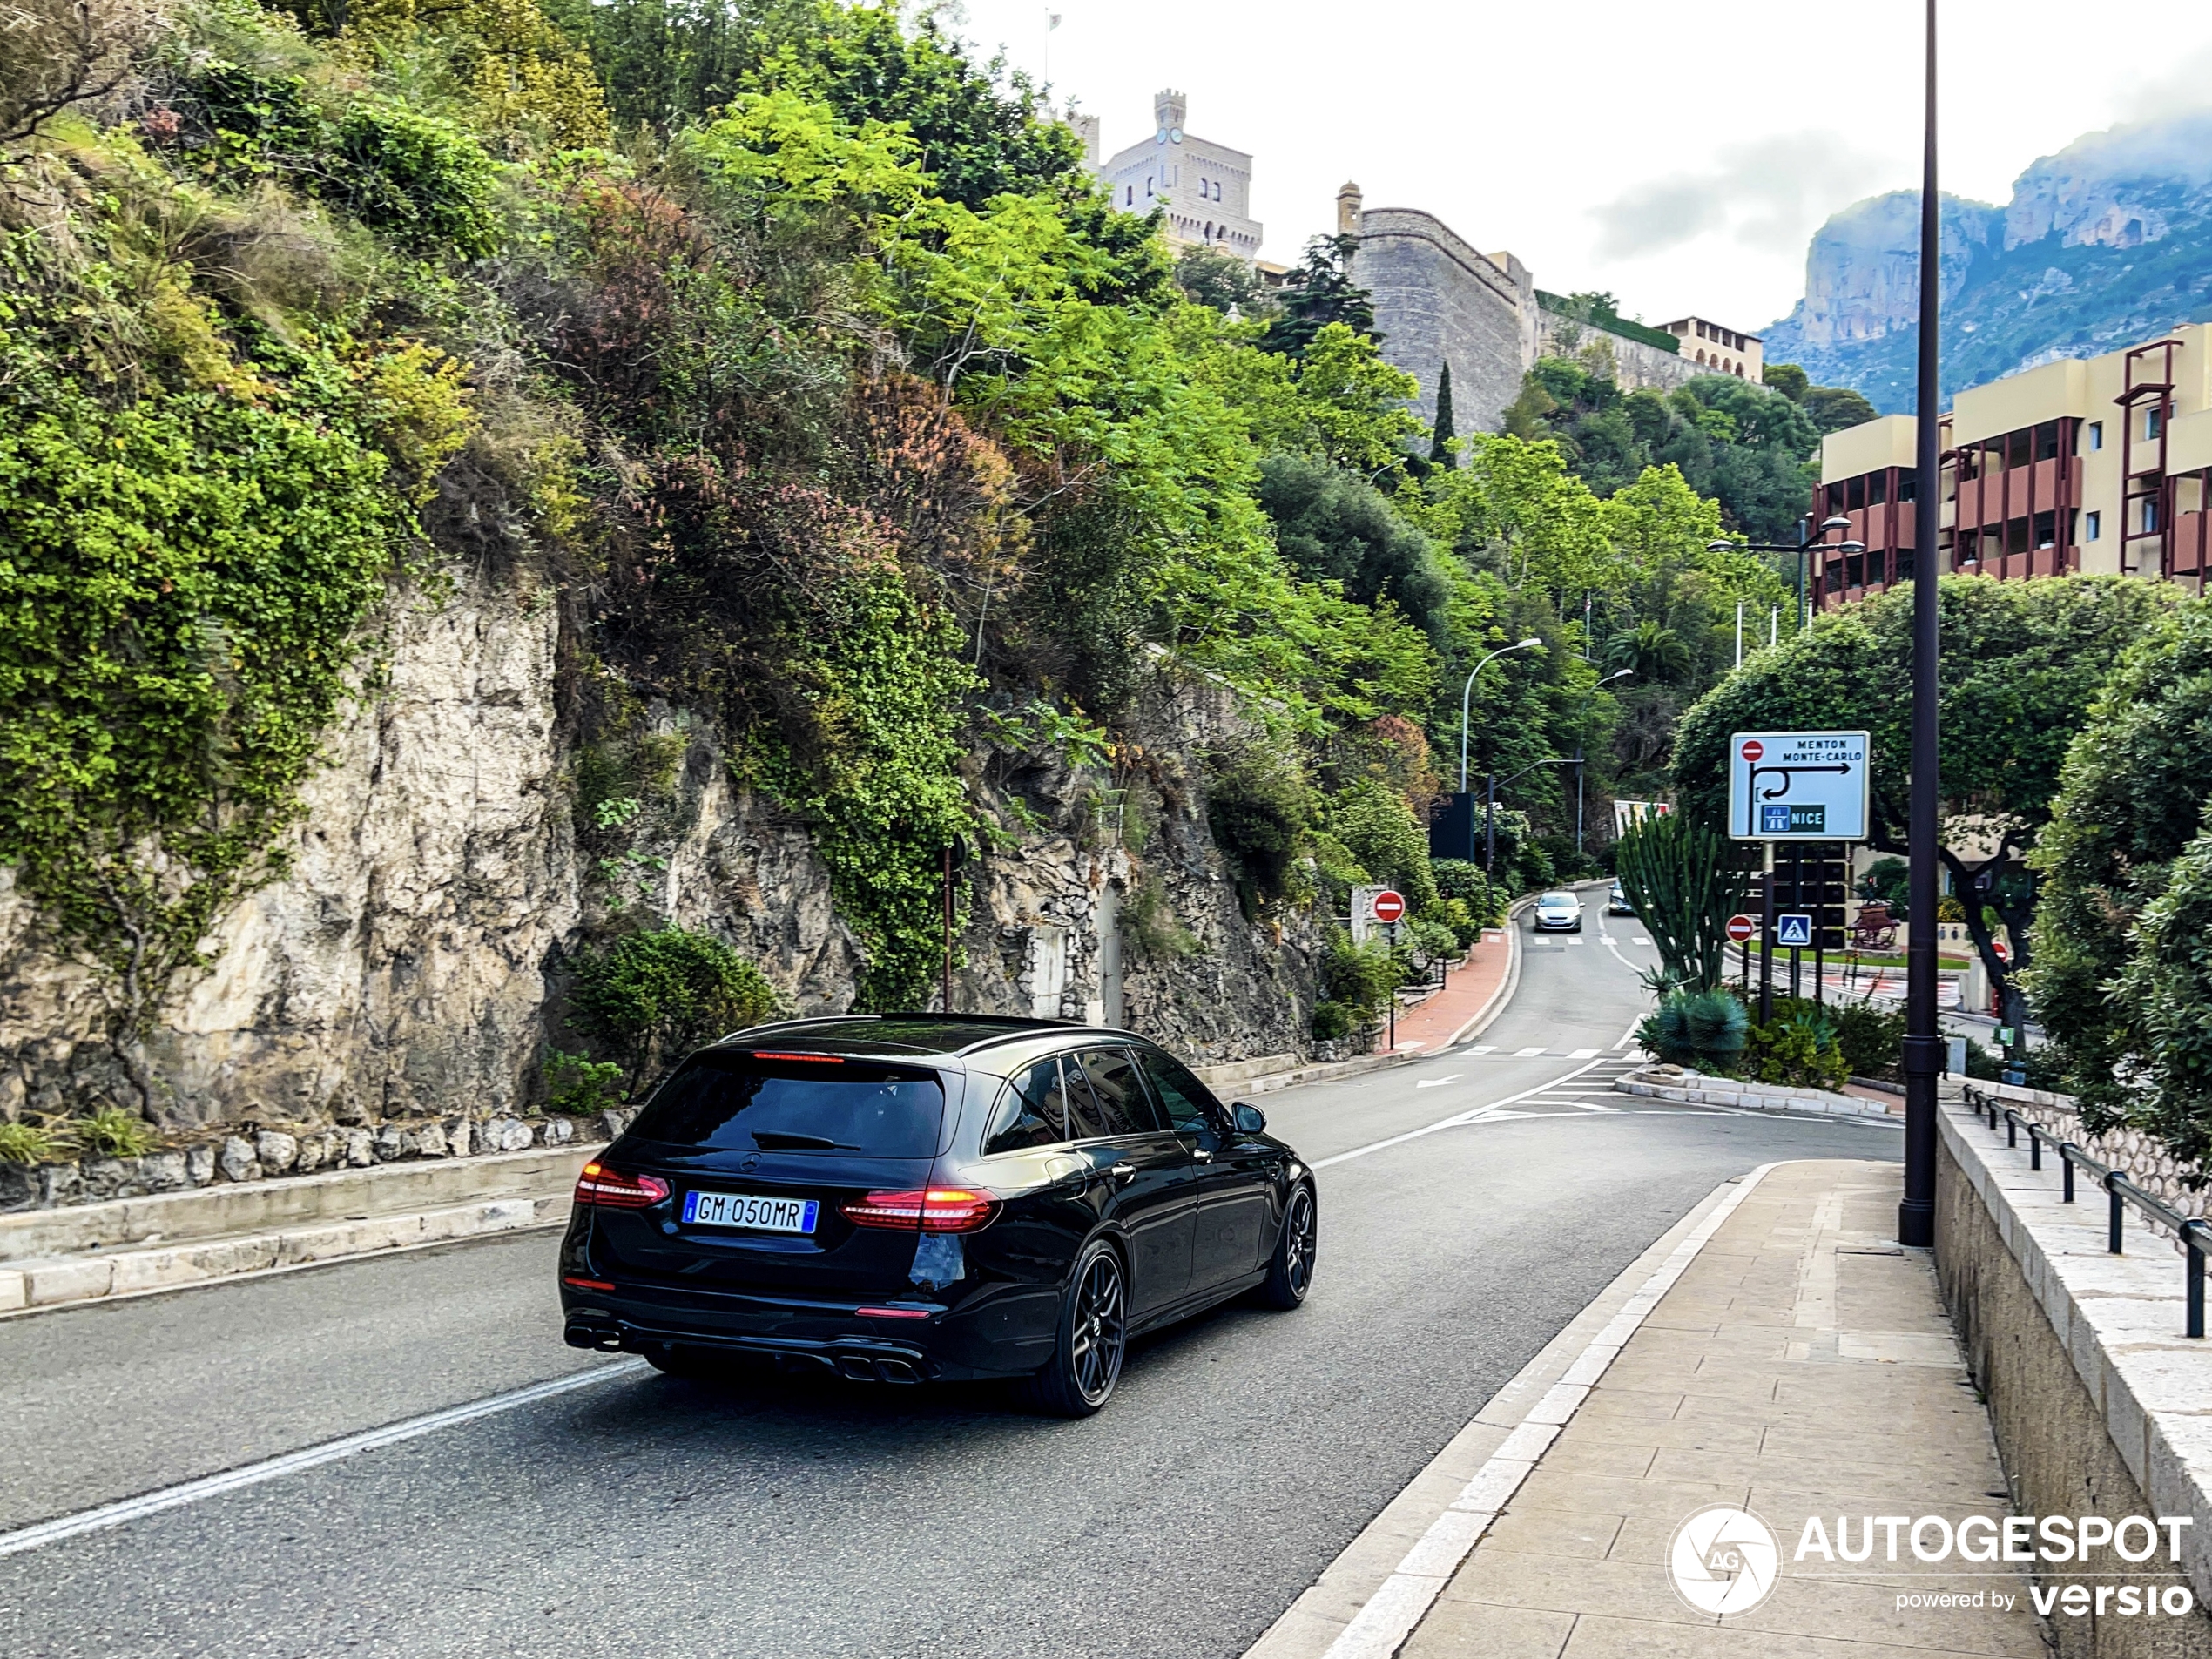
[1399,1160,2045,1658]
[1388,927,1514,1054]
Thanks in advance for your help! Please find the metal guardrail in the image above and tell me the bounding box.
[1964,1085,2209,1338]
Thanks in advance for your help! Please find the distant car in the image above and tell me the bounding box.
[1607,881,1635,916]
[559,1016,1316,1418]
[1533,891,1582,933]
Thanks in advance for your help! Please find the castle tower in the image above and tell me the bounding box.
[1337,181,1364,237]
[1087,88,1262,262]
[1154,89,1187,138]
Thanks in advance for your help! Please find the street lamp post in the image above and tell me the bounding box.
[1900,0,1943,1249]
[1460,638,1543,795]
[1708,516,1858,633]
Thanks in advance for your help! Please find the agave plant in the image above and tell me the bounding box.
[1637,989,1750,1069]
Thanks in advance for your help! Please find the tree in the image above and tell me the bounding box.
[1263,234,1375,358]
[1674,575,2183,1043]
[567,929,779,1091]
[1258,454,1450,641]
[1428,361,1456,467]
[1605,620,1691,685]
[2021,603,2212,1145]
[1175,247,1264,314]
[1804,385,1878,436]
[1762,362,1811,402]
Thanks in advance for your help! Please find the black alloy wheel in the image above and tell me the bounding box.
[1022,1238,1128,1417]
[1259,1183,1318,1309]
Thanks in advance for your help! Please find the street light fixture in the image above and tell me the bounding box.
[1459,637,1543,794]
[1709,516,1862,632]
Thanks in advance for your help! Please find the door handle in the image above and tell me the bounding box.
[1192,1149,1214,1163]
[1109,1163,1139,1184]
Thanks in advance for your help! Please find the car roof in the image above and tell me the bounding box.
[1539,891,1577,903]
[705,1014,1136,1063]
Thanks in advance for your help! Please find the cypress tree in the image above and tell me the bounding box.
[1429,361,1456,465]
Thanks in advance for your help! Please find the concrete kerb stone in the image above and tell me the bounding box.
[1616,1068,1902,1123]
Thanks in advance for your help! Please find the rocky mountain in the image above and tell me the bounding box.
[1764,111,2212,412]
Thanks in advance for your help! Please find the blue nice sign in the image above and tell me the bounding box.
[1761,804,1826,834]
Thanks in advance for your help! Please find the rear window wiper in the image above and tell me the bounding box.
[749,1131,865,1150]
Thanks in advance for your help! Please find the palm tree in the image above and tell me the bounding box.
[1604,619,1691,685]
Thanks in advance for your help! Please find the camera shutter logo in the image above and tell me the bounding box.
[1669,1506,1780,1615]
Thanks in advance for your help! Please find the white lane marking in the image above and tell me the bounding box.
[1415,1076,1461,1089]
[1314,1053,1617,1169]
[1568,1048,1600,1058]
[1615,1015,1644,1048]
[1512,1046,1545,1057]
[0,1360,648,1559]
[1566,938,1585,947]
[1466,1045,1495,1055]
[1316,1163,1789,1659]
[1632,937,1652,946]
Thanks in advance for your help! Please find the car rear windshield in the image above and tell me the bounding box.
[626,1054,945,1157]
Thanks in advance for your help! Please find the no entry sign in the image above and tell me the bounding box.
[1739,738,1764,764]
[1726,914,1758,944]
[1372,889,1406,925]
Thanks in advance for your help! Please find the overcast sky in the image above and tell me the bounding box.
[943,0,2212,333]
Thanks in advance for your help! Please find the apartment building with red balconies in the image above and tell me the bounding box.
[1811,323,2212,608]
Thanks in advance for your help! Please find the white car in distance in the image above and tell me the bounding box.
[1532,891,1582,934]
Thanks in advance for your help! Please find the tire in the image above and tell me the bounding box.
[1019,1238,1129,1417]
[1258,1183,1318,1310]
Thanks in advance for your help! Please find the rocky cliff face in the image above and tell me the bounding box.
[1764,111,2212,411]
[0,566,1312,1140]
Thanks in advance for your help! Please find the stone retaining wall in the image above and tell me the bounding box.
[1938,1097,2212,1656]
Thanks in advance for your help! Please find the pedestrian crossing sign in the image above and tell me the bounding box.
[1775,913,1813,948]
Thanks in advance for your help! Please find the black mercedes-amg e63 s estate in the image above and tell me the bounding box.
[559,1015,1317,1416]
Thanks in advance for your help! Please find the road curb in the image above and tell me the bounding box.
[1242,1161,1791,1659]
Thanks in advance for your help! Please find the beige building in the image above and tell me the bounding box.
[1814,324,2212,606]
[1663,315,1764,381]
[1088,91,1263,262]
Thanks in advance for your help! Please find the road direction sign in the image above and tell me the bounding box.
[1775,913,1814,948]
[1726,914,1758,943]
[1728,730,1871,842]
[1372,889,1406,925]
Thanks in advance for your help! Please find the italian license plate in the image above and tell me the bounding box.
[682,1190,819,1234]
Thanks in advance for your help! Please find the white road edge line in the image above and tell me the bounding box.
[1312,1053,1618,1170]
[0,1359,648,1559]
[1312,1161,1789,1659]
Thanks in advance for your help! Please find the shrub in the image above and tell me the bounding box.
[1827,1000,1907,1081]
[567,929,779,1089]
[1743,1001,1849,1091]
[1322,928,1407,1021]
[543,1051,627,1116]
[1405,915,1460,963]
[1638,989,1749,1069]
[1206,746,1313,907]
[1419,896,1480,950]
[1329,779,1440,907]
[1123,875,1198,961]
[1310,1001,1353,1042]
[75,1105,156,1157]
[1433,860,1503,927]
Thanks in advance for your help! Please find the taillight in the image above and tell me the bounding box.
[573,1163,670,1208]
[840,1188,999,1232]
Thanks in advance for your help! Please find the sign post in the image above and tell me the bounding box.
[1730,731,1871,1022]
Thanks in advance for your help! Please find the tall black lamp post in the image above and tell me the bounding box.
[1899,0,1944,1249]
[1486,758,1575,874]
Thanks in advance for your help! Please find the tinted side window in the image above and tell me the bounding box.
[985,1058,1067,1155]
[1061,1053,1105,1141]
[630,1055,944,1155]
[1075,1049,1163,1136]
[1137,1049,1223,1136]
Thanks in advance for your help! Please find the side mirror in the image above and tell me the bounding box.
[1231,1102,1267,1135]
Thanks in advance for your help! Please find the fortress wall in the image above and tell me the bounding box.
[1352,208,1533,435]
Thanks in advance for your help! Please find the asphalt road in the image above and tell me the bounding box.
[0,898,1898,1658]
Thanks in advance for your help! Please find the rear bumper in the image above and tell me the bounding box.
[559,1279,1055,1383]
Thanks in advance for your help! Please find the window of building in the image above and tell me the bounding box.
[2147,407,2165,441]
[2006,516,2031,556]
[2086,509,2101,541]
[2087,421,2104,451]
[1898,472,1917,503]
[2033,510,2057,549]
[1125,185,1134,205]
[1867,471,1888,507]
[1846,550,1865,588]
[1846,475,1865,511]
[2006,428,2032,469]
[2035,421,2060,462]
[2143,498,2161,533]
